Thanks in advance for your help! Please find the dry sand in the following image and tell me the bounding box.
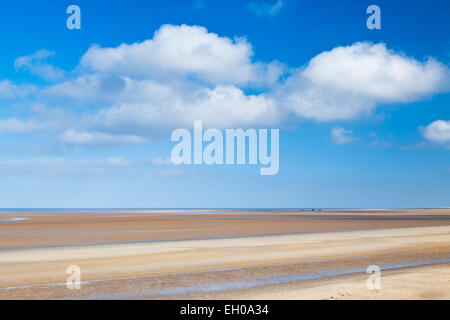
[0,209,449,299]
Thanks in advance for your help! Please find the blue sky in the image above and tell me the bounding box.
[0,0,449,208]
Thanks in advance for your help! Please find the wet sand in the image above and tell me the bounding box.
[0,209,449,299]
[208,263,450,300]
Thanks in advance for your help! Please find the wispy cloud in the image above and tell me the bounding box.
[0,117,53,134]
[59,130,147,146]
[368,132,392,148]
[0,80,36,99]
[248,0,285,17]
[15,49,65,81]
[147,168,191,178]
[331,127,355,145]
[401,142,426,151]
[0,157,131,174]
[150,157,174,166]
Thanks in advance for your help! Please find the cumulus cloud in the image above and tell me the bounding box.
[421,120,450,144]
[80,24,284,86]
[2,26,450,143]
[15,49,65,81]
[278,42,450,121]
[45,80,281,134]
[85,85,281,133]
[331,127,355,145]
[41,24,285,133]
[59,130,147,146]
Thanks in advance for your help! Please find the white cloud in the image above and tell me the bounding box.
[278,42,450,121]
[80,24,284,86]
[2,26,450,143]
[422,120,450,144]
[86,85,281,133]
[331,127,355,145]
[248,0,285,17]
[15,49,65,81]
[42,24,285,133]
[59,130,147,146]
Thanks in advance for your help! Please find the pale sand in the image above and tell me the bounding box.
[0,210,449,299]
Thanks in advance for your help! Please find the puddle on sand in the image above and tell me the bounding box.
[0,218,29,222]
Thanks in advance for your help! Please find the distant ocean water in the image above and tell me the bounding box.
[0,217,29,221]
[0,208,338,218]
[0,207,439,214]
[0,208,320,214]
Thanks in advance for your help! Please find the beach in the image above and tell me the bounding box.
[0,209,449,299]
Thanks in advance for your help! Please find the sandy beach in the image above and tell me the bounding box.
[0,209,449,299]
